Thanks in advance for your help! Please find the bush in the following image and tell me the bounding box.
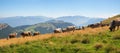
[113,35,120,39]
[9,44,15,48]
[81,38,90,44]
[83,34,89,37]
[71,39,80,44]
[105,45,116,53]
[116,48,120,53]
[102,39,107,43]
[94,43,103,50]
[25,41,31,45]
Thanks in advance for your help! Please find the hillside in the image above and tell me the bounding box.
[0,20,74,38]
[15,20,74,35]
[0,23,15,39]
[0,15,120,53]
[102,14,120,24]
[56,16,105,26]
[46,20,74,28]
[0,26,120,53]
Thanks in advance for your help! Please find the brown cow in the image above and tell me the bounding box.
[75,26,81,30]
[87,23,101,28]
[66,26,75,32]
[21,31,32,37]
[82,26,85,30]
[33,32,40,36]
[101,24,109,27]
[88,24,95,28]
[100,22,109,27]
[8,32,17,39]
[54,28,62,33]
[109,20,120,31]
[62,28,68,33]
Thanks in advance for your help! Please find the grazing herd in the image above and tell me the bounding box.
[33,32,40,36]
[8,32,40,39]
[8,32,17,38]
[21,31,32,37]
[7,19,120,39]
[54,26,76,33]
[87,23,109,28]
[54,23,109,33]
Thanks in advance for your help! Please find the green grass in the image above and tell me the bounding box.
[0,30,120,53]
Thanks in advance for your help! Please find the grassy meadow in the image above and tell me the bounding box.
[0,26,120,53]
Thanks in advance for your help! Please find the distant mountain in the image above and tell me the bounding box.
[84,18,105,26]
[15,20,74,35]
[46,20,74,28]
[56,16,105,26]
[14,25,31,30]
[0,23,14,39]
[0,16,52,27]
[0,15,105,27]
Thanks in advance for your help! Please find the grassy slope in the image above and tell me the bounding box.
[0,26,120,53]
[102,14,120,24]
[0,14,120,53]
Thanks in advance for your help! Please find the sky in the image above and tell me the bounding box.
[0,0,120,18]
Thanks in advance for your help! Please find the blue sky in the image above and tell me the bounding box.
[0,0,120,18]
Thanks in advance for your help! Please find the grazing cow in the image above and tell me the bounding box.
[87,23,101,28]
[67,26,75,32]
[101,24,109,27]
[75,28,81,30]
[54,28,62,33]
[101,24,106,27]
[94,23,101,27]
[82,26,85,30]
[106,24,109,26]
[8,32,17,39]
[75,26,81,30]
[62,28,68,33]
[109,20,120,31]
[87,24,94,28]
[33,32,40,36]
[100,22,109,27]
[21,31,32,37]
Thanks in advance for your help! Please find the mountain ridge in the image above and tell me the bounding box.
[0,15,105,27]
[0,16,53,27]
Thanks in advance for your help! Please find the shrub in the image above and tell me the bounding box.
[83,34,89,37]
[116,48,120,53]
[113,35,120,39]
[102,39,107,43]
[81,38,90,44]
[25,41,31,45]
[9,44,15,48]
[71,39,80,44]
[94,43,103,50]
[105,45,116,53]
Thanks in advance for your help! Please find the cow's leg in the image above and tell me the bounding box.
[72,29,74,32]
[110,28,112,32]
[109,28,111,32]
[113,27,116,31]
[117,26,119,30]
[7,36,10,40]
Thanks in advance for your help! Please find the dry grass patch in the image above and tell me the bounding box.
[0,26,109,47]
